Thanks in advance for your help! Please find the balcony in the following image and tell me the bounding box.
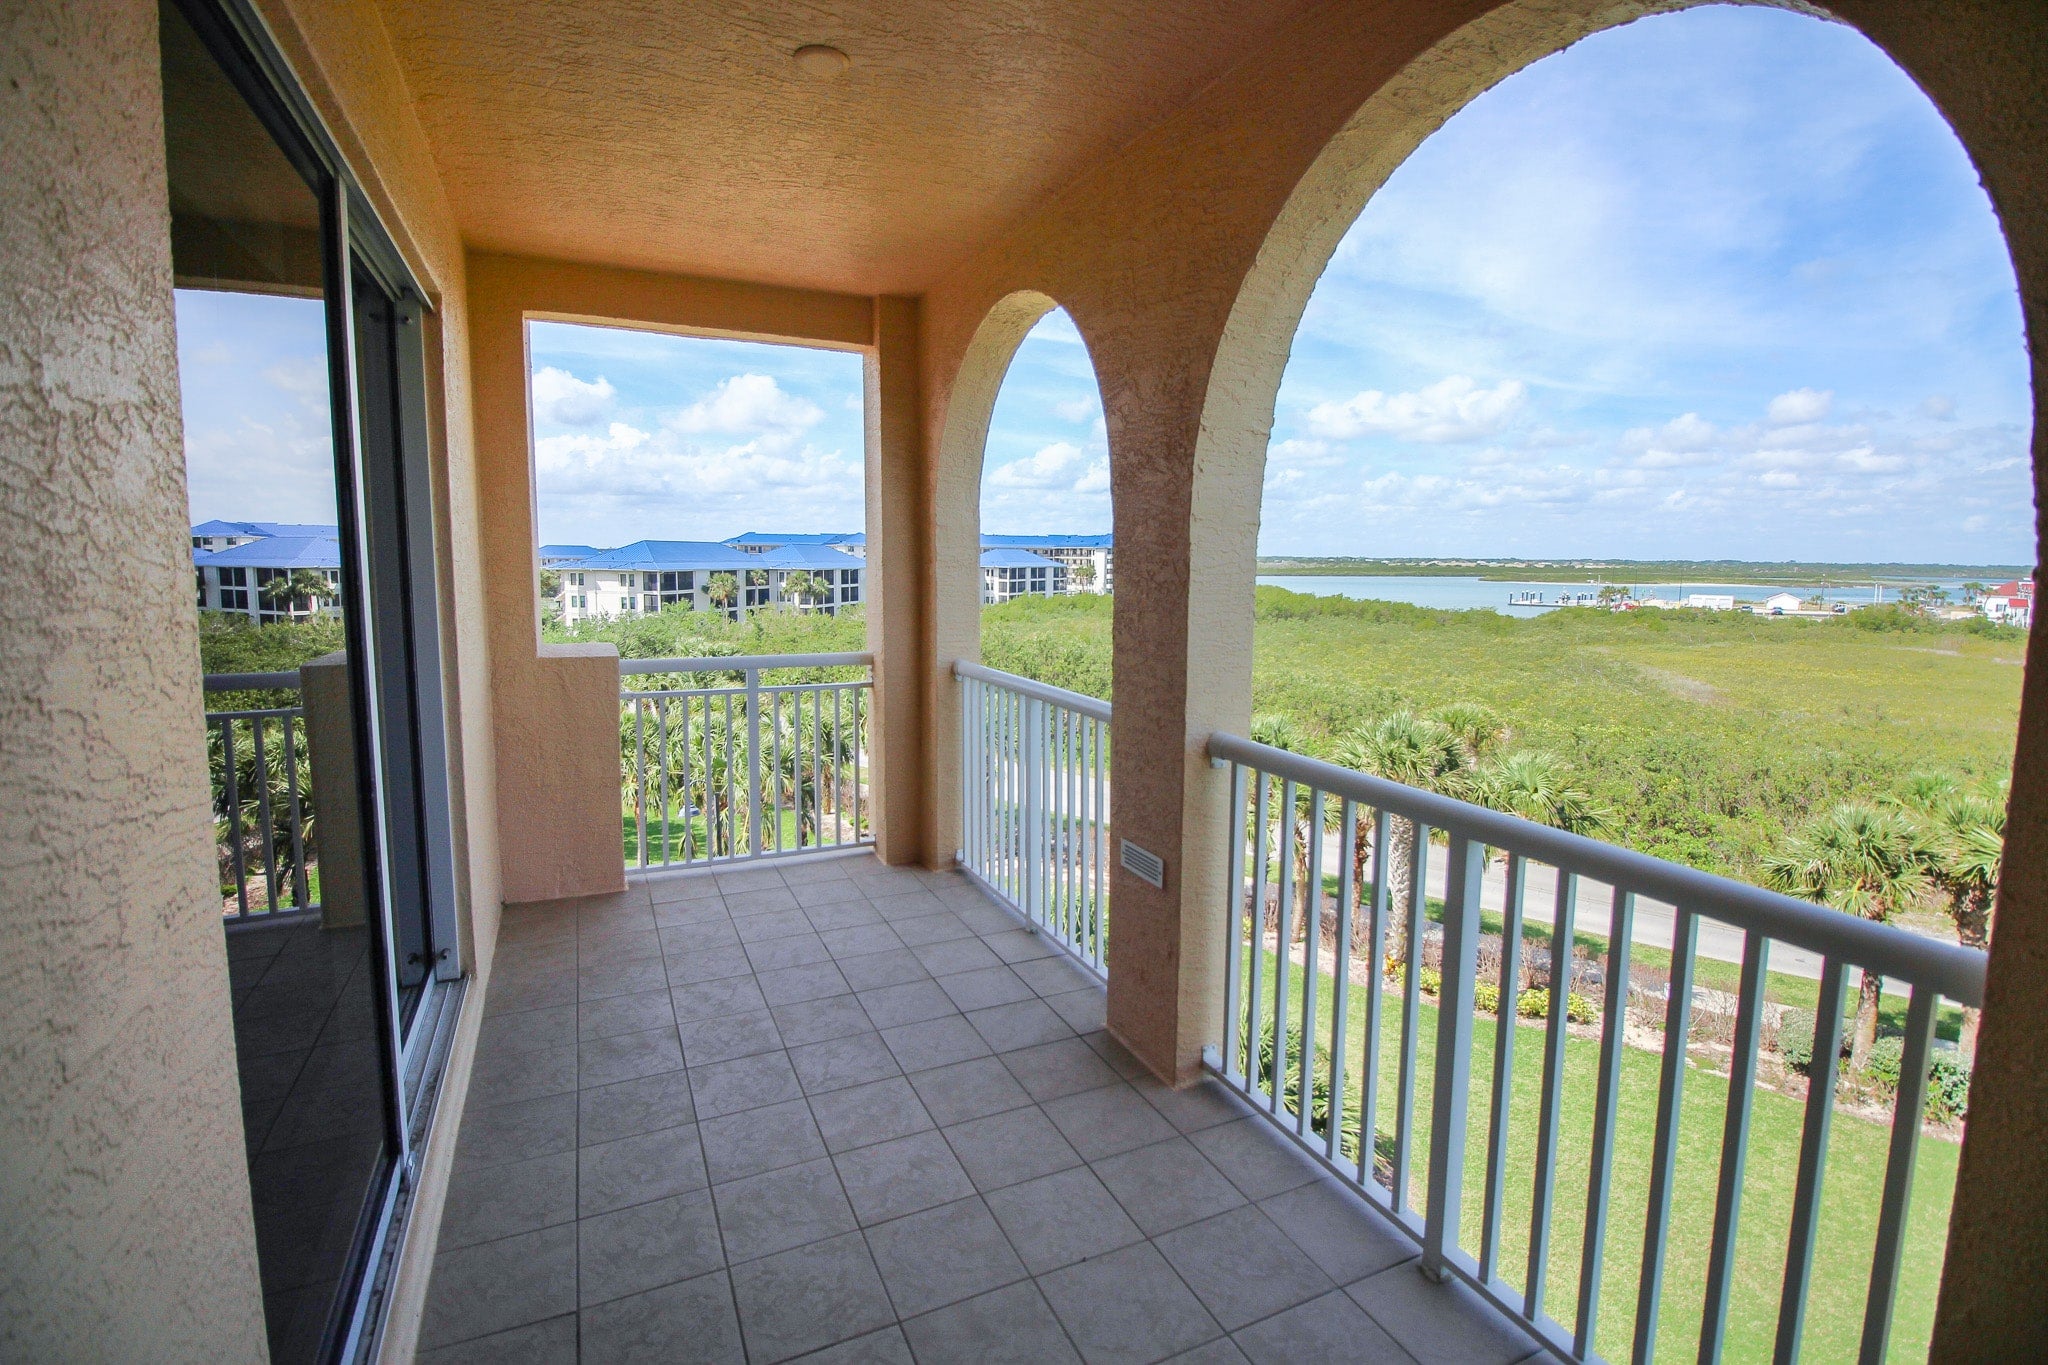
[422,852,1536,1362]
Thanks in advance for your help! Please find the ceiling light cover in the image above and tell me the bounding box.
[793,45,850,78]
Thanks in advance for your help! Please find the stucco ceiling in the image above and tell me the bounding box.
[376,0,1311,296]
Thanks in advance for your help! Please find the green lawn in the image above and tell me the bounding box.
[1241,946,1956,1362]
[621,805,865,864]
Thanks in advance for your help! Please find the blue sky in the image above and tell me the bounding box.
[176,6,2032,562]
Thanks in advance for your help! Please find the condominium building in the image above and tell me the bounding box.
[548,540,865,622]
[980,546,1068,602]
[982,532,1114,592]
[192,527,344,624]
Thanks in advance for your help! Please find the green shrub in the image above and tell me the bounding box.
[1778,1008,1816,1070]
[1866,1035,1905,1087]
[1927,1057,1972,1122]
[1474,980,1500,1014]
[1513,987,1596,1023]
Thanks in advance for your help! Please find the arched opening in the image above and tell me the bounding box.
[1206,5,2034,1360]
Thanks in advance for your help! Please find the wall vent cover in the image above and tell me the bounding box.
[1119,839,1165,889]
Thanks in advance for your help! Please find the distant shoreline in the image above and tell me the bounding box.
[1256,558,2027,584]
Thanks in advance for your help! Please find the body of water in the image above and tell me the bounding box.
[1256,575,1982,612]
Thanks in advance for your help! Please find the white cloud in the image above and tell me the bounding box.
[1306,376,1527,442]
[1766,387,1833,425]
[1054,396,1098,423]
[1760,470,1800,487]
[987,441,1109,494]
[1920,394,1957,420]
[531,366,617,426]
[672,373,823,436]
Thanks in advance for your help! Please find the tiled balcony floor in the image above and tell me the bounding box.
[419,853,1547,1363]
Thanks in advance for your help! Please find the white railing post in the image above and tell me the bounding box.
[1023,695,1045,931]
[1423,833,1485,1280]
[745,666,764,854]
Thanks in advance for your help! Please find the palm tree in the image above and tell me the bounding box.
[706,572,739,618]
[1472,750,1609,835]
[781,571,829,612]
[1898,781,2004,1061]
[260,568,336,616]
[1761,802,1928,1073]
[1249,713,1320,934]
[1332,711,1466,953]
[1429,701,1507,769]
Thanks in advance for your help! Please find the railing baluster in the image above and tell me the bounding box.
[1525,868,1578,1321]
[1360,807,1390,1194]
[1222,761,1248,1085]
[1271,779,1297,1118]
[634,694,648,868]
[1394,822,1429,1214]
[1635,906,1698,1361]
[657,695,672,866]
[285,708,308,910]
[250,714,278,912]
[1775,957,1848,1364]
[222,716,248,918]
[1423,833,1485,1277]
[1246,772,1271,1098]
[682,693,695,862]
[1327,798,1358,1166]
[1858,985,1938,1365]
[1575,888,1635,1356]
[1480,852,1528,1283]
[1298,789,1326,1142]
[1700,930,1771,1360]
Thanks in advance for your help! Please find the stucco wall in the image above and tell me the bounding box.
[0,0,268,1355]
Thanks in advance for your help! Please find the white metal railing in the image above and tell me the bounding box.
[955,661,1111,976]
[620,653,873,869]
[203,670,317,920]
[1207,730,1986,1365]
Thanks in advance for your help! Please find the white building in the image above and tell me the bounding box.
[981,533,1112,593]
[547,540,864,624]
[1984,577,2033,628]
[981,547,1068,602]
[192,527,344,624]
[1758,591,1804,615]
[1684,593,1736,611]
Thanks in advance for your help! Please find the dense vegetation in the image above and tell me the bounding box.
[980,588,2022,887]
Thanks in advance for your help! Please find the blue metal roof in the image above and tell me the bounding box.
[981,548,1064,568]
[195,535,343,570]
[576,540,760,572]
[192,519,339,540]
[981,533,1112,549]
[725,531,864,548]
[539,544,602,564]
[758,545,866,571]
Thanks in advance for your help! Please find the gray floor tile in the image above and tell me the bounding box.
[579,1123,708,1216]
[803,898,887,930]
[1232,1290,1405,1365]
[471,1041,579,1106]
[581,956,670,1001]
[773,993,877,1046]
[1045,988,1110,1034]
[808,1075,935,1153]
[1164,1339,1251,1364]
[1346,1262,1533,1365]
[837,949,932,991]
[677,1008,784,1065]
[779,858,853,885]
[581,1268,744,1363]
[1082,1031,1153,1081]
[731,1230,895,1363]
[672,973,767,1021]
[418,1222,577,1351]
[1091,1138,1246,1236]
[1154,1205,1334,1330]
[580,1026,685,1089]
[792,879,874,910]
[455,1091,577,1170]
[890,912,978,947]
[1186,1118,1320,1200]
[942,1106,1083,1191]
[690,1050,805,1118]
[833,1129,976,1225]
[578,988,675,1041]
[667,945,755,986]
[1038,1241,1223,1365]
[653,898,731,926]
[791,1032,902,1094]
[983,1166,1145,1274]
[659,920,742,954]
[439,1149,576,1249]
[968,998,1076,1053]
[747,932,834,972]
[1258,1178,1417,1286]
[645,872,723,905]
[714,1157,858,1263]
[819,924,904,959]
[700,1097,828,1182]
[1135,1076,1245,1133]
[937,965,1037,1013]
[982,929,1063,964]
[866,891,951,922]
[912,937,1004,976]
[1042,1083,1177,1161]
[864,1196,1027,1318]
[902,1281,1082,1364]
[1000,1036,1121,1102]
[484,967,578,1017]
[856,980,956,1029]
[1012,954,1100,999]
[760,961,854,1005]
[716,868,786,893]
[797,1326,914,1363]
[949,905,1024,936]
[881,1016,992,1073]
[578,928,663,969]
[578,1189,724,1307]
[579,1069,697,1146]
[729,892,804,921]
[908,1056,1033,1126]
[416,1313,577,1364]
[478,1003,579,1059]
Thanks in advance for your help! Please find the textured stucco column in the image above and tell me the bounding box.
[866,295,933,866]
[0,0,268,1354]
[301,652,368,930]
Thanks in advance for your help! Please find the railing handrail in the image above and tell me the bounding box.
[954,660,1113,723]
[620,651,873,676]
[1209,730,1986,1008]
[204,670,302,691]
